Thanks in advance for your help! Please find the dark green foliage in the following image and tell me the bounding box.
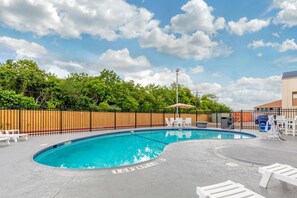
[0,88,39,108]
[0,59,232,112]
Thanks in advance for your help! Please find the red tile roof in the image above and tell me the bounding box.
[255,100,282,108]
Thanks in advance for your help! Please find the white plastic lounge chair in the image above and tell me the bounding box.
[197,180,265,198]
[165,118,173,127]
[0,131,18,142]
[259,163,297,188]
[0,137,10,145]
[2,130,28,142]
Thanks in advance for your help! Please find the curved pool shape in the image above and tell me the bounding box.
[34,129,255,169]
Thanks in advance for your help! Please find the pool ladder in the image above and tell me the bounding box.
[229,119,241,132]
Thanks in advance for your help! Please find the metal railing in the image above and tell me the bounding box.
[0,107,296,135]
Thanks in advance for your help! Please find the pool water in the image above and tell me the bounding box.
[34,129,254,169]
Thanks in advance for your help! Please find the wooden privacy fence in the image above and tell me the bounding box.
[0,109,211,135]
[2,108,295,135]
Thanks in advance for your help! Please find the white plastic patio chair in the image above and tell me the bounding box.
[170,118,175,126]
[0,137,10,145]
[276,115,286,130]
[174,118,183,127]
[3,129,28,142]
[197,180,265,198]
[184,118,192,127]
[285,117,296,136]
[259,163,297,188]
[165,118,172,127]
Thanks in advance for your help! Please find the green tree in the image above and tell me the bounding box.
[0,59,48,105]
[0,59,232,112]
[0,89,39,108]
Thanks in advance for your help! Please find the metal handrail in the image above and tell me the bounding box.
[229,119,241,132]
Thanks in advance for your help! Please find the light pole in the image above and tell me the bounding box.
[176,68,180,117]
[194,90,202,108]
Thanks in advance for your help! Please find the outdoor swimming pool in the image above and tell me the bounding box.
[34,129,255,169]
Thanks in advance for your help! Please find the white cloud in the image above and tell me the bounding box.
[98,48,151,72]
[0,36,47,58]
[257,53,263,57]
[212,72,221,77]
[272,32,280,37]
[279,39,297,52]
[53,60,84,69]
[191,82,222,94]
[125,68,192,86]
[118,8,158,39]
[0,0,156,41]
[44,49,151,76]
[193,76,281,110]
[248,39,297,52]
[275,56,297,64]
[140,28,231,60]
[168,0,225,34]
[46,66,70,78]
[227,17,270,36]
[248,40,278,48]
[272,0,297,27]
[220,76,282,110]
[190,66,204,74]
[0,0,231,61]
[140,0,230,60]
[248,40,265,48]
[124,69,282,110]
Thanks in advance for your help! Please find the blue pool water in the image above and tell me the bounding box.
[34,129,254,169]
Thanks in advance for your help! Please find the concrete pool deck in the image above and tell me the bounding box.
[0,128,297,198]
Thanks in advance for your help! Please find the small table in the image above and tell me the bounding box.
[196,122,208,128]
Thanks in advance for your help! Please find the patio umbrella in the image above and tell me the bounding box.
[166,103,195,109]
[166,103,195,118]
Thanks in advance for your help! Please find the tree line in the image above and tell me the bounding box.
[0,59,231,112]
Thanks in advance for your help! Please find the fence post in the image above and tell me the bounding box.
[150,111,152,127]
[216,112,218,128]
[163,110,165,126]
[90,110,92,132]
[19,108,22,133]
[135,111,137,128]
[60,108,63,134]
[114,110,117,130]
[196,110,198,122]
[240,110,243,130]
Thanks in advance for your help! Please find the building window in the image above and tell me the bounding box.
[293,92,297,106]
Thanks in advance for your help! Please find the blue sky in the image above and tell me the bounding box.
[0,0,297,109]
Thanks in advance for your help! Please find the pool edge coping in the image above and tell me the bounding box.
[31,127,259,172]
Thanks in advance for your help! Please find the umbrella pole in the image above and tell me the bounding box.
[176,68,179,117]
